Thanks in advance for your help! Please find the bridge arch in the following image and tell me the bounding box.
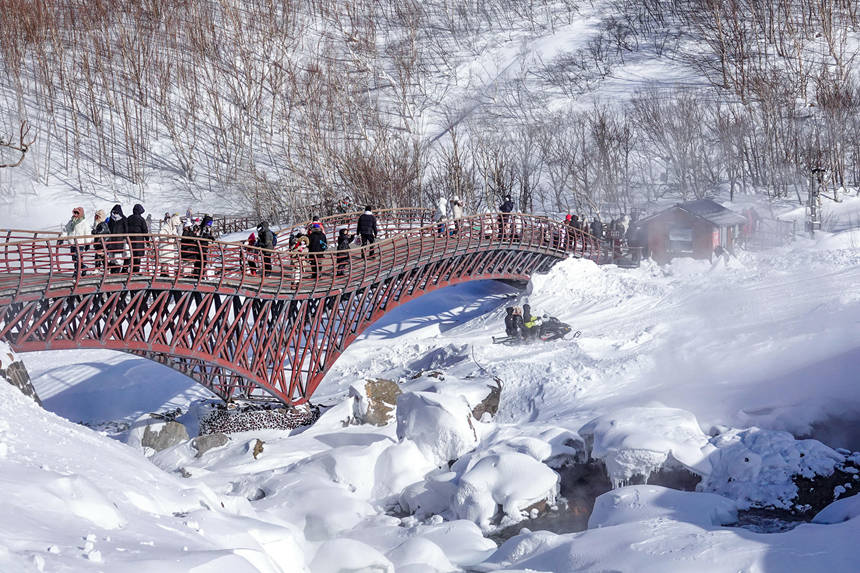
[0,212,598,404]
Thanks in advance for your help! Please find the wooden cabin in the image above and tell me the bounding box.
[636,199,747,264]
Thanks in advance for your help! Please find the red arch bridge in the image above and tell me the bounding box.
[0,210,599,404]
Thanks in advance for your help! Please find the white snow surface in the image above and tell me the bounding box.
[4,214,860,571]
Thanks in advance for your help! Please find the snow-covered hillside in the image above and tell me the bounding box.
[3,218,858,571]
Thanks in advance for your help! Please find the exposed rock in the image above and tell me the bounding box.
[350,378,401,426]
[251,438,265,459]
[0,358,41,406]
[191,433,230,458]
[471,378,502,420]
[791,458,860,518]
[141,421,189,452]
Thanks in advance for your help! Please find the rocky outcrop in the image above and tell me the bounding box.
[471,378,502,421]
[140,421,189,452]
[0,357,41,406]
[191,433,230,458]
[350,378,401,426]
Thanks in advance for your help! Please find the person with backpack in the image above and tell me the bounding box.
[180,221,200,277]
[256,221,276,275]
[307,222,327,278]
[356,206,378,257]
[336,228,354,276]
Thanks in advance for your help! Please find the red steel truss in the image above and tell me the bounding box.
[0,211,599,404]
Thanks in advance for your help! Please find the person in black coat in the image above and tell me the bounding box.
[504,307,519,337]
[126,203,149,273]
[356,206,378,257]
[307,223,326,277]
[107,204,129,273]
[336,228,354,276]
[180,222,200,277]
[195,214,215,278]
[498,195,514,238]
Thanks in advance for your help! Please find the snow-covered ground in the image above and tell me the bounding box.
[2,209,859,571]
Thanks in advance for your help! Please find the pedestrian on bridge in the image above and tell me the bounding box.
[256,221,276,275]
[451,196,464,234]
[434,196,449,236]
[196,215,215,278]
[336,228,354,276]
[107,204,129,274]
[91,209,110,272]
[61,206,89,276]
[157,213,182,276]
[357,206,378,257]
[127,204,149,274]
[499,195,514,238]
[307,222,327,278]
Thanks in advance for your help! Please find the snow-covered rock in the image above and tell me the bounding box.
[702,427,846,510]
[396,391,478,466]
[579,407,715,486]
[450,452,559,529]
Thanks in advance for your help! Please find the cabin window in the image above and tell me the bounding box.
[668,227,693,253]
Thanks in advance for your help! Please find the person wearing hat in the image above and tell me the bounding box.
[126,203,149,273]
[61,206,89,276]
[91,209,110,271]
[255,221,276,275]
[356,206,378,257]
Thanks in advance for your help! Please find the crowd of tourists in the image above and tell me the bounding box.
[60,203,217,278]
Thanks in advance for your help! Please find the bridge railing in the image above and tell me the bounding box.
[280,208,437,246]
[0,213,598,301]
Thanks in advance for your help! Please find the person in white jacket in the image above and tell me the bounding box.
[451,195,464,234]
[434,196,449,235]
[157,213,183,276]
[61,206,89,275]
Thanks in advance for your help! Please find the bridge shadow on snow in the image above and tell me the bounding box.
[26,350,215,426]
[361,280,520,340]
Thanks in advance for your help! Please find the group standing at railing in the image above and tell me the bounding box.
[60,203,220,278]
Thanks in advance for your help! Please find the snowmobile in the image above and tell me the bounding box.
[492,316,580,345]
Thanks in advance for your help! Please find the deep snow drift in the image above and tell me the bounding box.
[3,224,860,572]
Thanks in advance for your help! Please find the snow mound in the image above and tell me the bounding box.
[396,391,478,466]
[310,537,393,573]
[579,407,715,486]
[813,494,860,524]
[451,452,559,529]
[588,485,737,529]
[386,537,456,573]
[702,427,845,509]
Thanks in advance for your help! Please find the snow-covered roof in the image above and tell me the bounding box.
[641,199,747,227]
